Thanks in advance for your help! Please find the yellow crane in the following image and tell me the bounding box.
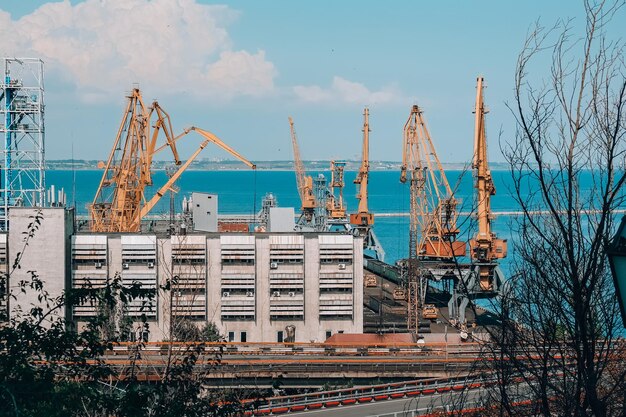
[400,105,466,330]
[349,108,385,261]
[469,76,507,290]
[400,105,466,260]
[327,160,347,221]
[288,116,316,224]
[350,108,374,227]
[90,88,255,233]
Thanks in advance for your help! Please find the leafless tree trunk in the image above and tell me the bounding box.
[481,1,626,416]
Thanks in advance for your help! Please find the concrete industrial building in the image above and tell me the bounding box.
[2,207,363,343]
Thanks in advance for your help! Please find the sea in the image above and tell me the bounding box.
[48,168,523,266]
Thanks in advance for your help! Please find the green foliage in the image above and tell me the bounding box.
[0,275,245,417]
[0,213,247,417]
[172,318,223,342]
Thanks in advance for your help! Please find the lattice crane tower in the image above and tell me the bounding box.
[0,58,45,230]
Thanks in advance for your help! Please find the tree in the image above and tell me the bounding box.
[0,213,247,417]
[483,1,626,416]
[172,318,222,342]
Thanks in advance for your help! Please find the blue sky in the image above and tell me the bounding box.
[1,1,623,163]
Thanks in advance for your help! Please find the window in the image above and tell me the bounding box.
[325,330,332,340]
[222,258,254,265]
[241,331,247,343]
[338,330,344,334]
[228,331,235,342]
[277,331,284,343]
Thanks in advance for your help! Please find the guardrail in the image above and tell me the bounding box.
[243,375,486,415]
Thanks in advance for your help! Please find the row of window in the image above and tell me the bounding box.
[74,258,352,268]
[221,289,309,297]
[320,259,353,264]
[269,258,304,264]
[222,315,351,322]
[72,259,107,265]
[225,330,344,343]
[222,259,254,265]
[73,260,157,269]
[222,289,348,296]
[172,258,206,265]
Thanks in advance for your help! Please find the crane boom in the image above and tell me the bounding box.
[136,126,256,228]
[185,127,256,169]
[473,76,493,240]
[350,108,374,226]
[470,76,507,289]
[149,103,180,165]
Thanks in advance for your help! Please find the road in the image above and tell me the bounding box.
[292,389,484,417]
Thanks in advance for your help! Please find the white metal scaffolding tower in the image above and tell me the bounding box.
[0,58,45,230]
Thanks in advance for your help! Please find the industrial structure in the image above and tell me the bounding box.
[350,109,373,229]
[288,116,318,230]
[443,76,508,326]
[388,78,508,332]
[399,105,466,331]
[0,59,534,417]
[2,88,363,343]
[90,88,255,233]
[1,76,510,350]
[0,58,45,230]
[327,160,347,227]
[2,206,363,342]
[350,108,384,261]
[288,116,369,237]
[400,105,465,261]
[469,76,507,291]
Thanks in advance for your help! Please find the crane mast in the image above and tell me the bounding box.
[348,108,384,261]
[90,89,158,232]
[289,116,316,223]
[90,88,255,233]
[400,105,465,260]
[327,160,347,221]
[350,108,374,227]
[470,77,507,290]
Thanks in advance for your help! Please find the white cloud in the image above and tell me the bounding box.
[293,76,403,105]
[0,0,276,101]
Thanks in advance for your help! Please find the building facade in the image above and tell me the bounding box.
[3,208,364,343]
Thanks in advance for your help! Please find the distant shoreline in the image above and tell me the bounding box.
[45,160,511,171]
